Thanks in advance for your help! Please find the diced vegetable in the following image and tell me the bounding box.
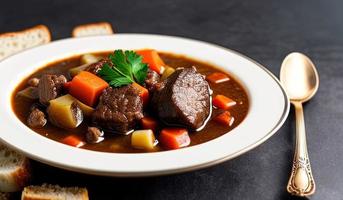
[70,54,103,76]
[68,71,109,106]
[80,54,102,64]
[161,66,175,80]
[55,94,94,117]
[131,129,157,150]
[159,128,190,150]
[62,135,85,147]
[136,49,165,74]
[74,99,95,117]
[47,95,84,129]
[69,64,90,77]
[214,111,235,126]
[16,87,38,100]
[132,82,149,106]
[212,95,236,110]
[206,72,230,84]
[141,117,158,131]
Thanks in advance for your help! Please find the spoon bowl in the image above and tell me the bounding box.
[280,52,319,103]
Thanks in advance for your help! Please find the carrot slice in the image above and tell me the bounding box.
[206,72,230,84]
[214,111,235,126]
[68,71,109,106]
[62,135,85,147]
[141,116,158,131]
[136,49,165,74]
[132,82,149,106]
[212,95,236,110]
[159,128,190,150]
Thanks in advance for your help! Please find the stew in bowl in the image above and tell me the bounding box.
[12,50,249,153]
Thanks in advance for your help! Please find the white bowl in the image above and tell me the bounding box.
[0,34,289,176]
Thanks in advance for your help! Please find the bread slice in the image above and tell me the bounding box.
[72,22,114,37]
[21,184,89,200]
[0,25,51,60]
[0,144,30,192]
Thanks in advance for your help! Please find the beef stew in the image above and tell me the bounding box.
[12,50,249,153]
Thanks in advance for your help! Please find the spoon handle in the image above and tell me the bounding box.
[287,101,315,196]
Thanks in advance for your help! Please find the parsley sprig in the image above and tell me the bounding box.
[98,50,148,87]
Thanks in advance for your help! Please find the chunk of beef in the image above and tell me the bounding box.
[86,58,112,74]
[86,127,104,143]
[92,85,144,134]
[151,67,211,130]
[145,69,160,92]
[38,74,67,105]
[27,108,47,128]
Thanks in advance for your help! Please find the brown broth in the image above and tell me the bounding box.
[11,52,249,153]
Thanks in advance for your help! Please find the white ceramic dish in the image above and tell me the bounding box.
[0,34,289,177]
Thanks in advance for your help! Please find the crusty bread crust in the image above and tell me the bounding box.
[12,159,31,190]
[0,25,51,41]
[21,184,89,200]
[72,22,114,37]
[0,144,31,192]
[0,25,51,60]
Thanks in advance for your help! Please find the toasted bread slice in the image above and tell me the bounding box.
[0,144,30,192]
[72,22,114,37]
[0,25,51,61]
[21,184,89,200]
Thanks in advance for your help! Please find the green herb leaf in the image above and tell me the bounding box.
[98,64,121,82]
[98,50,148,87]
[109,77,133,87]
[126,51,148,84]
[110,50,132,79]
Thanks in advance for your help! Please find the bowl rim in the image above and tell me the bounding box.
[0,34,290,176]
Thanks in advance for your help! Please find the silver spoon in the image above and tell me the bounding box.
[280,52,319,196]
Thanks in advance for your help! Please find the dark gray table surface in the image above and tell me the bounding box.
[1,0,342,199]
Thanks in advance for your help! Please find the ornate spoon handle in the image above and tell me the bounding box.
[287,101,315,196]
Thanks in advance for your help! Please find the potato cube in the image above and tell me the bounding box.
[69,64,90,77]
[80,54,102,64]
[161,66,175,80]
[47,95,83,129]
[131,130,157,150]
[65,94,94,117]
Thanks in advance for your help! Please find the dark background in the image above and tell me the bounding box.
[1,0,343,199]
